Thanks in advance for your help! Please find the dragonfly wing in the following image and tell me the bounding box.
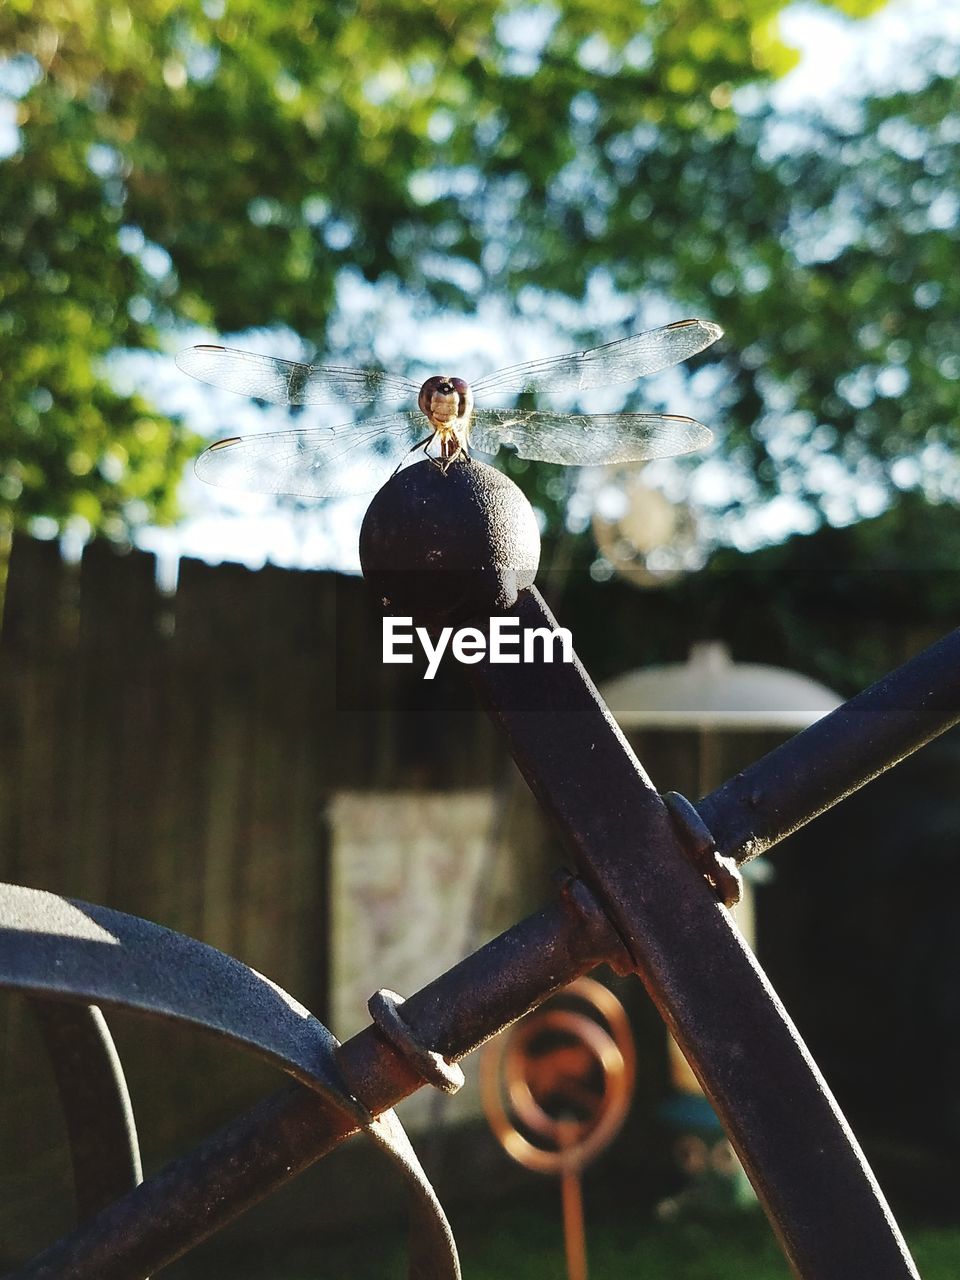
[176,345,420,406]
[469,409,712,466]
[471,319,722,397]
[195,411,431,498]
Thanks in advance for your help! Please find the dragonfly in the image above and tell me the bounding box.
[176,318,722,500]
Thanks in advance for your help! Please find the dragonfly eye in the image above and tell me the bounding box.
[450,377,473,417]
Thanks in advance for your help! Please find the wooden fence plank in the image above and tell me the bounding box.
[0,533,514,1187]
[79,541,159,651]
[2,538,70,652]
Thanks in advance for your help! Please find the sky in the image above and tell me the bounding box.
[107,0,960,583]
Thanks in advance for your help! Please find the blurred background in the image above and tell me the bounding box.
[2,0,960,1274]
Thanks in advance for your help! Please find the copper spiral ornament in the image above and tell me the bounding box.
[480,977,636,1280]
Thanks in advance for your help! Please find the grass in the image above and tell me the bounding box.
[180,1192,960,1278]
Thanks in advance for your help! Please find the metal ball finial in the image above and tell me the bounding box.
[359,457,541,628]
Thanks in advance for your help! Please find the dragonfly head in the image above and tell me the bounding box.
[418,375,474,429]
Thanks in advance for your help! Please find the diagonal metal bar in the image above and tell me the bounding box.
[695,625,960,865]
[466,587,919,1280]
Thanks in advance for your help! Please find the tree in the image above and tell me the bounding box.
[3,0,917,540]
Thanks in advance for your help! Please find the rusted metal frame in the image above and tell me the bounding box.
[12,613,960,1278]
[696,624,960,866]
[7,878,623,1280]
[467,587,919,1280]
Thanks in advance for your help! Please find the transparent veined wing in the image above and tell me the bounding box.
[194,411,431,499]
[468,408,712,466]
[470,319,722,398]
[176,345,421,406]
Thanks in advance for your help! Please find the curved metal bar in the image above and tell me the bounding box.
[366,1110,461,1280]
[30,1001,143,1220]
[3,883,615,1280]
[1,883,460,1280]
[0,883,361,1114]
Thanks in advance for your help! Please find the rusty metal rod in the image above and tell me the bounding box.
[8,884,621,1280]
[696,625,960,865]
[467,587,918,1280]
[558,1120,588,1280]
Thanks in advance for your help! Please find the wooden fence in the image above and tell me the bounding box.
[0,534,518,1257]
[0,535,507,997]
[2,529,955,1258]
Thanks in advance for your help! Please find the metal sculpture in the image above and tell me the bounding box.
[481,977,635,1280]
[3,451,958,1278]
